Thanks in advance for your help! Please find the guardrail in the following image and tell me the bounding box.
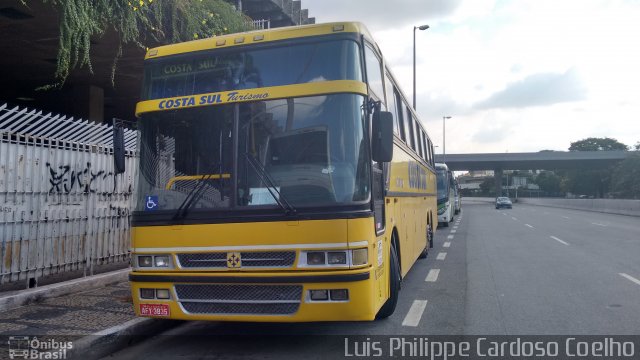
[0,103,138,287]
[518,198,640,217]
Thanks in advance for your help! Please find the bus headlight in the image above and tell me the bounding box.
[307,252,326,265]
[154,256,170,267]
[327,252,347,265]
[138,256,153,267]
[299,249,368,267]
[352,248,368,266]
[136,255,173,269]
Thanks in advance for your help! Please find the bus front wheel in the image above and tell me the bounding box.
[376,244,400,319]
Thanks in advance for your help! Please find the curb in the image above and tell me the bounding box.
[0,268,130,312]
[70,318,183,360]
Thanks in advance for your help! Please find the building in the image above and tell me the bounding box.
[0,0,314,124]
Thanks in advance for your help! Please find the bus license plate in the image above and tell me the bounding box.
[140,304,170,317]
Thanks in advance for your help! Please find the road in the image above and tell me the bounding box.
[104,200,640,359]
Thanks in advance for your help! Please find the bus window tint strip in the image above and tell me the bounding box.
[142,40,362,100]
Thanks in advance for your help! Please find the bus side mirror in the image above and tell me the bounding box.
[113,125,126,174]
[372,110,394,163]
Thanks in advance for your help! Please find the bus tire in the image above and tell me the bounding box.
[376,244,400,319]
[419,224,432,258]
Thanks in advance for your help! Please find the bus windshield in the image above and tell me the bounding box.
[142,39,362,100]
[436,169,449,201]
[135,94,371,214]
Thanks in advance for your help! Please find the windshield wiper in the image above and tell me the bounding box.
[244,152,296,215]
[172,174,215,220]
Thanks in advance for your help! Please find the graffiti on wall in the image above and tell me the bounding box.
[46,162,115,195]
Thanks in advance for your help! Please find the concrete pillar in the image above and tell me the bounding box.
[73,84,104,124]
[494,168,503,197]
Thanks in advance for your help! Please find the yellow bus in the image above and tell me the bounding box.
[127,22,438,322]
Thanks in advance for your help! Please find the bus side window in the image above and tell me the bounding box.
[394,90,406,142]
[417,130,423,159]
[384,73,399,135]
[429,140,435,166]
[364,45,384,101]
[412,116,420,154]
[422,132,429,162]
[405,105,415,150]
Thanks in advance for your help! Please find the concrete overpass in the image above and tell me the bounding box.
[434,150,633,195]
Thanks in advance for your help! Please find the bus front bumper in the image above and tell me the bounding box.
[129,269,377,322]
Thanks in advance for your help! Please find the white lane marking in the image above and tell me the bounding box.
[511,217,518,221]
[443,242,451,248]
[619,273,640,287]
[550,236,569,246]
[402,300,428,327]
[591,222,608,227]
[502,213,507,215]
[437,252,447,260]
[425,269,440,282]
[447,235,454,239]
[562,216,570,219]
[525,224,534,228]
[451,230,457,233]
[453,225,458,229]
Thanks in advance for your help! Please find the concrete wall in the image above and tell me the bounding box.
[518,198,640,217]
[462,196,640,217]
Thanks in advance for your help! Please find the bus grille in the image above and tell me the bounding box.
[177,251,296,268]
[175,284,302,315]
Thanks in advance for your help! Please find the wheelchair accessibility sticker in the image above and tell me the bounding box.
[145,196,159,211]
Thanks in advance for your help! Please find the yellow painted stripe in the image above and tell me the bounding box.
[133,240,370,253]
[135,80,367,116]
[145,22,370,60]
[165,174,231,190]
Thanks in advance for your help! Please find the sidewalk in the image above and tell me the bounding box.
[0,272,180,359]
[0,281,134,336]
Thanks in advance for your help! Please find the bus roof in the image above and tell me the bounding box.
[144,22,375,60]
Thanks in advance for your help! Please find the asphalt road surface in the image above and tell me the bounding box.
[103,200,640,359]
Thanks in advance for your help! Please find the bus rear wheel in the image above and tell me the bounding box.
[419,224,432,259]
[376,244,400,319]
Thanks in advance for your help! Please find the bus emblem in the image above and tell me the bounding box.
[227,252,241,268]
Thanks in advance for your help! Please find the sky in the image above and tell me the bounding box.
[301,0,640,154]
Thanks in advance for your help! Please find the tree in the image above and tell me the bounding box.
[565,137,629,198]
[634,142,640,150]
[479,178,495,196]
[569,137,629,151]
[534,171,562,194]
[610,154,640,198]
[31,0,251,88]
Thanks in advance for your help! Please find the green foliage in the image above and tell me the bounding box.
[568,137,629,151]
[479,178,495,196]
[610,154,640,199]
[534,171,562,194]
[564,137,629,198]
[36,0,251,88]
[635,142,640,150]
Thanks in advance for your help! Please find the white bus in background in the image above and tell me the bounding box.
[453,178,461,215]
[436,163,455,227]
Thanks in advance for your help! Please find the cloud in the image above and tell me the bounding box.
[304,0,463,31]
[474,68,587,110]
[471,123,512,144]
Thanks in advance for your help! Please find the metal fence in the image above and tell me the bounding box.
[0,103,138,286]
[248,19,271,30]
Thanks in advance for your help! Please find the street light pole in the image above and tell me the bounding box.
[443,116,451,163]
[413,24,429,110]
